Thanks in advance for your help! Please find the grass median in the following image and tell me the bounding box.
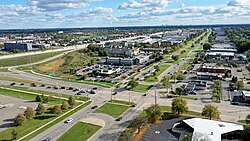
[57,122,101,141]
[131,84,152,93]
[94,103,130,118]
[0,51,66,67]
[144,64,170,82]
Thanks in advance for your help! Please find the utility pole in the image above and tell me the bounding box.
[111,89,113,102]
[129,91,131,105]
[154,86,157,105]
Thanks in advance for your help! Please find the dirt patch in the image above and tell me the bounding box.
[37,59,64,73]
[80,117,105,127]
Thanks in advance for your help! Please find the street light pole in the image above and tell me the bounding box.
[155,86,157,105]
[111,89,113,102]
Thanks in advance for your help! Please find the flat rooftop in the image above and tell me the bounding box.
[206,52,235,56]
[183,118,243,141]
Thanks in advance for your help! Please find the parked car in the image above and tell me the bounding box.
[113,92,117,95]
[90,90,96,94]
[65,118,73,123]
[20,83,24,86]
[30,83,36,87]
[40,84,45,87]
[60,86,66,89]
[54,86,59,89]
[10,82,16,86]
[80,90,86,93]
[68,87,74,90]
[76,92,81,95]
[46,86,51,89]
[91,105,98,109]
[115,117,123,121]
[92,87,98,90]
[142,93,147,96]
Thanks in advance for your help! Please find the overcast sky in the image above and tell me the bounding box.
[0,0,250,29]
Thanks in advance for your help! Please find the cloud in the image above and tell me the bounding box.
[28,0,101,11]
[228,0,250,7]
[118,0,173,10]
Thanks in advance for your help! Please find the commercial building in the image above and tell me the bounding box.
[105,55,150,66]
[209,48,237,53]
[4,42,33,51]
[196,72,223,80]
[140,48,164,53]
[201,65,231,73]
[104,46,139,57]
[183,118,243,141]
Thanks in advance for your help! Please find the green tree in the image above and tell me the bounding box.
[235,81,244,90]
[129,115,147,133]
[201,104,220,120]
[155,66,160,72]
[127,80,139,89]
[145,104,162,123]
[162,76,172,95]
[241,126,250,141]
[203,43,211,50]
[36,103,46,115]
[53,105,62,115]
[68,96,76,108]
[36,95,42,102]
[171,98,189,116]
[175,87,184,95]
[176,74,185,80]
[24,107,35,119]
[61,101,70,110]
[11,129,18,140]
[14,113,26,126]
[118,131,131,141]
[172,55,179,61]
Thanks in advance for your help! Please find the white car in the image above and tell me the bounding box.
[65,118,73,123]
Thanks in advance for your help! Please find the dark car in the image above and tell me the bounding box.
[10,82,16,86]
[131,104,136,107]
[60,86,66,89]
[142,93,147,96]
[40,84,45,87]
[30,83,37,87]
[20,83,24,86]
[90,90,96,94]
[112,92,117,95]
[115,117,123,121]
[68,87,74,90]
[76,92,81,95]
[91,105,98,109]
[43,137,51,141]
[92,87,98,90]
[46,86,51,89]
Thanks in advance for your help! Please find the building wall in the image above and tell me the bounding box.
[4,43,32,51]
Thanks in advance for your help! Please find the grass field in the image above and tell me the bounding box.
[0,87,65,105]
[0,68,10,72]
[0,51,66,67]
[94,103,129,118]
[131,84,152,92]
[57,122,101,141]
[144,64,170,82]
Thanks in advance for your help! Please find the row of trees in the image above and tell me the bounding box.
[14,96,77,126]
[211,80,222,102]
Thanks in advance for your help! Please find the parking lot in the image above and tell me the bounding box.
[0,95,37,132]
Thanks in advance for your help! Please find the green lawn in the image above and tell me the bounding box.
[128,72,139,80]
[109,100,134,105]
[0,51,66,67]
[0,68,10,72]
[238,120,250,125]
[94,103,129,118]
[57,122,101,141]
[131,84,153,92]
[0,76,51,85]
[144,64,170,82]
[0,87,65,105]
[160,106,201,116]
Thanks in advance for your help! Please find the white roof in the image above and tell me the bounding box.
[183,118,243,141]
[242,91,250,97]
[206,52,235,56]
